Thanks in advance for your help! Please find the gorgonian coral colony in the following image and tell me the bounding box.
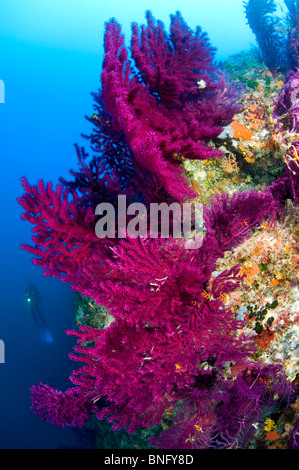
[19,10,299,449]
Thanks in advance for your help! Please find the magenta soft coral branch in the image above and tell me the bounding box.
[204,189,278,254]
[130,11,216,107]
[30,382,95,428]
[101,11,243,201]
[27,230,257,435]
[19,181,281,443]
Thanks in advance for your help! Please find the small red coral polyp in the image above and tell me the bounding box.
[256,330,275,350]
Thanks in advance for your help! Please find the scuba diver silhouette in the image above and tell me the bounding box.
[25,282,53,342]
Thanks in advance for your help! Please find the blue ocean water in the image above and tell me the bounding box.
[0,0,254,449]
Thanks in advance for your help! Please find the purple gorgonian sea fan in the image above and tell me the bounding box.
[29,235,255,437]
[23,189,282,445]
[100,10,243,201]
[273,69,299,132]
[19,11,292,449]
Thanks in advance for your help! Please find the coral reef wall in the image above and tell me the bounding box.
[19,10,299,449]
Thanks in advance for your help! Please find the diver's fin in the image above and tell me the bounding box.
[39,328,53,343]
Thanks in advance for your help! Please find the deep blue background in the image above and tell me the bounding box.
[0,0,254,449]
